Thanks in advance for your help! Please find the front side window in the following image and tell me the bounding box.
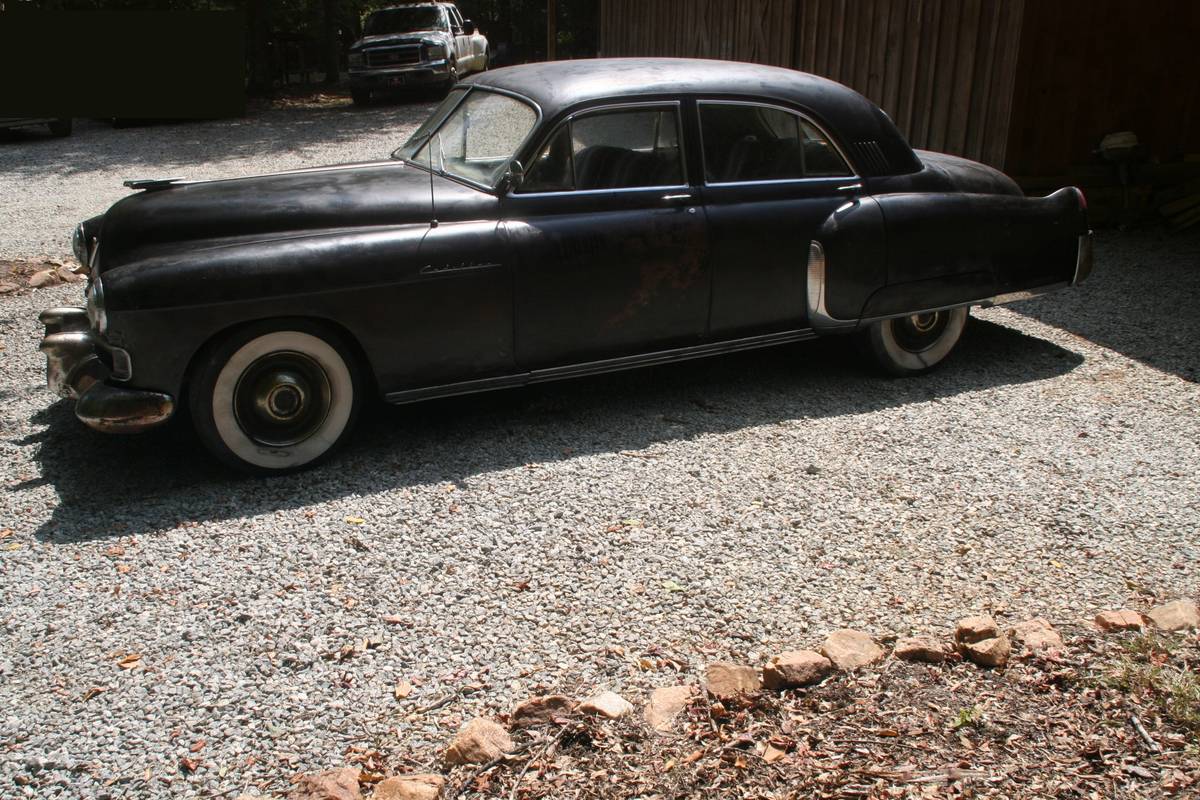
[394,89,538,187]
[700,102,851,183]
[521,105,685,193]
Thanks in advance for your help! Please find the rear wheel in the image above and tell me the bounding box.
[862,307,968,376]
[189,321,363,473]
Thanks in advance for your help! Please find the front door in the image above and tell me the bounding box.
[697,100,858,336]
[503,102,711,368]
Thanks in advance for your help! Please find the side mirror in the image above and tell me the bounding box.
[463,20,476,35]
[501,160,524,193]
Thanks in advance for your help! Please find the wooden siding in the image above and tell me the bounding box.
[793,0,1023,168]
[599,0,1024,168]
[1006,0,1200,178]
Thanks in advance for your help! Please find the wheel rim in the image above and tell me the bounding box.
[233,350,332,447]
[892,311,950,353]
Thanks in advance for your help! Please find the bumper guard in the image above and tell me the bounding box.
[38,307,174,433]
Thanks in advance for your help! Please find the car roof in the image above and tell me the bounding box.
[469,58,921,177]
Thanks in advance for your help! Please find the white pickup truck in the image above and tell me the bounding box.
[348,2,489,104]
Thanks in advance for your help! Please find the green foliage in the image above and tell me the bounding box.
[951,705,985,730]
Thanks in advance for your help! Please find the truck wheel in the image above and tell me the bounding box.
[189,321,363,474]
[861,307,968,376]
[443,59,459,93]
[351,88,372,106]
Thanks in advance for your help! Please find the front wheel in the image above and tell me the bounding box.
[189,321,363,473]
[861,307,968,376]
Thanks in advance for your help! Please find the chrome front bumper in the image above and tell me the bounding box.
[38,307,174,433]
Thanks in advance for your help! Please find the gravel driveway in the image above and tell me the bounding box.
[2,103,1199,798]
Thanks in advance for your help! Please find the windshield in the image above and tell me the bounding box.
[364,6,445,35]
[394,89,538,188]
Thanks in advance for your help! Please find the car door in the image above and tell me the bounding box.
[502,101,711,368]
[446,5,471,70]
[698,100,859,336]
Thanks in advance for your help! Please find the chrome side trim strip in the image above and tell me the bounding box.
[385,327,819,405]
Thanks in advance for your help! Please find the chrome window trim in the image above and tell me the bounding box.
[512,100,688,196]
[696,99,858,187]
[402,85,544,194]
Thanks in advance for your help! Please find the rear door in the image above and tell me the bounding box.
[502,102,711,367]
[697,100,859,336]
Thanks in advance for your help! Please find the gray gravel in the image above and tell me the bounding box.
[3,106,1200,798]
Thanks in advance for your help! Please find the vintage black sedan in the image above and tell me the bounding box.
[40,58,1091,473]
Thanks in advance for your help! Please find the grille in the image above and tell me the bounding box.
[366,45,421,68]
[853,140,891,176]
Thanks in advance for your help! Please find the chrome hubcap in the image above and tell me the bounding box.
[893,311,949,353]
[234,351,331,447]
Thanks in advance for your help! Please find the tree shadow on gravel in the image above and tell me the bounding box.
[1007,228,1200,383]
[28,317,1083,543]
[0,100,439,179]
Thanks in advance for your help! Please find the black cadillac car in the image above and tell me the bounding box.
[40,59,1091,473]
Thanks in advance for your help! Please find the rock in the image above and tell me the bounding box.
[0,281,19,295]
[644,685,693,732]
[819,630,885,671]
[1146,600,1200,631]
[961,635,1011,668]
[28,269,57,288]
[373,774,445,800]
[55,265,83,283]
[444,718,514,765]
[704,662,762,700]
[510,695,575,727]
[579,691,633,719]
[894,635,954,663]
[1094,609,1145,632]
[288,767,361,800]
[1008,618,1063,652]
[761,650,832,689]
[955,616,999,645]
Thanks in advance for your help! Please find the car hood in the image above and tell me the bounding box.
[95,161,487,272]
[353,30,447,49]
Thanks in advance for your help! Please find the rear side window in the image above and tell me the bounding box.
[521,106,685,192]
[700,102,851,183]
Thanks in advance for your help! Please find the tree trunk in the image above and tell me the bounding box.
[322,0,340,85]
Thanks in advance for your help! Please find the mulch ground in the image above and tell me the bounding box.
[419,628,1198,799]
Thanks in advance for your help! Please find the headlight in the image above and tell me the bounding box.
[71,223,87,263]
[348,52,364,67]
[87,277,107,334]
[422,43,447,61]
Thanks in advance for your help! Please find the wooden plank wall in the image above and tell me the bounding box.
[793,0,1023,168]
[1006,0,1200,178]
[600,0,1025,168]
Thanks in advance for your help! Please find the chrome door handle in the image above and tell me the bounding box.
[837,182,863,192]
[661,193,694,203]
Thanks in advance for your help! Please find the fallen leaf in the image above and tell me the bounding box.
[662,579,685,593]
[0,529,12,539]
[4,543,21,551]
[381,614,408,625]
[106,544,125,557]
[762,744,787,764]
[681,750,703,764]
[189,740,205,753]
[179,756,199,773]
[394,681,414,699]
[344,516,365,525]
[117,653,142,670]
[116,564,131,574]
[81,687,107,702]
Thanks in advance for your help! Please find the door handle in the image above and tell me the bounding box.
[837,182,863,193]
[661,193,694,203]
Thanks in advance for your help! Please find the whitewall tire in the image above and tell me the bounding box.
[190,322,362,473]
[862,307,968,376]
